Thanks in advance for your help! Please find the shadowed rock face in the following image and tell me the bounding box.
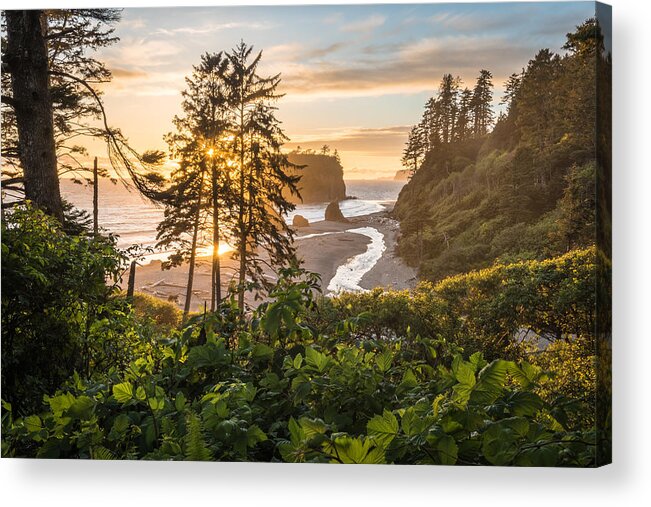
[325,201,348,222]
[285,152,346,204]
[292,214,309,227]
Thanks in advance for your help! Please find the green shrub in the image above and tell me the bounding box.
[1,205,127,414]
[131,292,182,331]
[314,247,596,361]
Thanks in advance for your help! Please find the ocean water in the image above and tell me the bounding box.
[60,178,405,261]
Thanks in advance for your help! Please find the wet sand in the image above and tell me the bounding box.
[131,208,417,311]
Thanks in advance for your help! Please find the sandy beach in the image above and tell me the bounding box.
[131,206,417,311]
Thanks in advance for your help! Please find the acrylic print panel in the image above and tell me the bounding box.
[1,2,611,466]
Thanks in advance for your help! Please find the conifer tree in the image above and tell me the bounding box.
[471,69,494,137]
[401,124,426,175]
[438,74,460,144]
[2,9,165,217]
[501,72,523,114]
[157,52,232,313]
[225,42,300,312]
[155,151,208,319]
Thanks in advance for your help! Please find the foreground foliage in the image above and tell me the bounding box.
[1,316,598,466]
[1,207,606,465]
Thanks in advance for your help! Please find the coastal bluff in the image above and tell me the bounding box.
[285,151,346,204]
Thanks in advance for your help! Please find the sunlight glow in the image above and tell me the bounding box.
[198,242,234,257]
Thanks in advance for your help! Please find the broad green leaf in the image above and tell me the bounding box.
[24,415,42,433]
[288,417,304,445]
[187,343,227,369]
[502,417,530,438]
[246,425,268,446]
[47,393,75,416]
[278,441,304,463]
[112,382,134,404]
[508,391,544,417]
[375,350,393,373]
[453,359,476,386]
[92,446,115,460]
[401,407,421,437]
[516,444,559,467]
[149,397,165,411]
[399,369,419,391]
[175,392,187,411]
[135,386,147,401]
[305,347,330,373]
[332,436,385,464]
[251,343,273,360]
[470,359,510,405]
[292,378,311,401]
[482,426,517,465]
[293,352,303,369]
[436,435,458,465]
[367,409,399,448]
[468,351,487,371]
[67,396,95,419]
[112,414,130,434]
[299,417,327,439]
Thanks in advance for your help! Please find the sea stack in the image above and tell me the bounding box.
[292,214,310,227]
[325,201,348,222]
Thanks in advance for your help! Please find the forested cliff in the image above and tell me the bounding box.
[285,148,347,204]
[393,18,611,281]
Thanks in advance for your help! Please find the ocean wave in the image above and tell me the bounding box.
[326,227,386,294]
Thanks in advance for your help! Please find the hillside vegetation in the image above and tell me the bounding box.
[393,18,611,281]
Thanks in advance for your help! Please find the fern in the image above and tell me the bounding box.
[92,446,115,460]
[184,412,212,461]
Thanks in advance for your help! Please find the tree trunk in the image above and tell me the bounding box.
[5,11,63,222]
[237,103,247,313]
[184,168,206,320]
[126,260,136,299]
[93,157,99,235]
[210,158,222,311]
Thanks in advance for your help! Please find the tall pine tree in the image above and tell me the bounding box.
[471,69,494,137]
[226,42,301,312]
[157,52,232,313]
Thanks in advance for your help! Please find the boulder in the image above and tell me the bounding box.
[325,201,348,222]
[292,214,310,227]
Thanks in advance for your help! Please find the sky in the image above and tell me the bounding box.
[88,1,597,179]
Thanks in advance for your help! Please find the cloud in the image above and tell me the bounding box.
[303,42,346,59]
[110,67,148,79]
[102,69,186,97]
[285,126,411,155]
[153,21,273,37]
[276,35,533,99]
[428,11,526,32]
[340,14,386,33]
[109,39,182,68]
[265,41,346,63]
[120,17,146,30]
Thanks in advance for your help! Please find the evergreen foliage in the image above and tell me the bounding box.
[394,19,609,281]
